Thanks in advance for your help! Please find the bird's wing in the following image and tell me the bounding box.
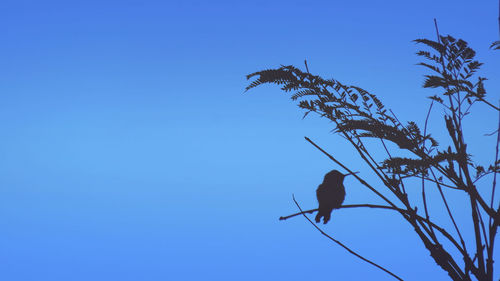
[316,184,331,204]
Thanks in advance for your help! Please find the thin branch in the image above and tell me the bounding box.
[306,109,392,191]
[421,177,461,190]
[380,138,408,196]
[484,128,499,137]
[280,208,318,220]
[304,136,396,208]
[476,204,489,250]
[421,179,434,236]
[421,101,436,237]
[280,203,467,257]
[473,171,496,184]
[470,180,487,275]
[470,185,499,220]
[423,100,434,153]
[434,18,486,276]
[486,100,500,281]
[389,109,404,127]
[475,97,500,111]
[490,101,500,215]
[429,169,467,251]
[357,136,388,179]
[303,136,474,262]
[349,135,396,195]
[304,59,310,73]
[291,195,404,281]
[433,18,441,42]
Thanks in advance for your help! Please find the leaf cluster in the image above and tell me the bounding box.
[246,32,500,281]
[246,65,444,178]
[414,36,491,115]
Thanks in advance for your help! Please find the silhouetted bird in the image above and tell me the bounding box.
[315,170,356,224]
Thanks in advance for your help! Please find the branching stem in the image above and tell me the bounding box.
[292,195,404,281]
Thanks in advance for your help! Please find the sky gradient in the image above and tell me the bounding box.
[1,0,499,280]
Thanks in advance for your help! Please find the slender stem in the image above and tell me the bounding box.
[490,102,500,215]
[280,208,318,220]
[357,136,387,180]
[423,100,434,153]
[430,169,467,252]
[433,18,441,44]
[303,136,476,269]
[474,97,500,111]
[434,18,486,277]
[421,101,436,237]
[380,139,408,195]
[421,177,461,190]
[476,204,489,250]
[486,100,500,281]
[292,195,404,281]
[304,59,310,73]
[420,179,434,241]
[473,171,496,184]
[305,136,396,208]
[280,203,467,256]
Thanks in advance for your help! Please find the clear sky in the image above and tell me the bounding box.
[1,0,499,280]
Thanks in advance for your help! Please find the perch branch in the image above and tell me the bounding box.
[292,195,404,281]
[303,136,472,259]
[280,203,467,257]
[304,136,396,208]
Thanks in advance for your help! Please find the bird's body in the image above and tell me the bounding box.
[315,170,347,224]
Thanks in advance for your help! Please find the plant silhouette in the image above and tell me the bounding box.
[246,22,500,281]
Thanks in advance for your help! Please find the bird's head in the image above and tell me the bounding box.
[324,170,358,183]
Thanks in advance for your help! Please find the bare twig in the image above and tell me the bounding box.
[490,101,500,215]
[475,98,500,111]
[280,208,318,220]
[476,204,489,250]
[473,171,497,184]
[291,195,404,281]
[303,136,473,258]
[434,18,487,276]
[433,18,441,42]
[280,203,468,257]
[422,101,436,238]
[484,129,499,137]
[304,136,396,208]
[429,169,467,251]
[423,100,435,153]
[486,100,500,280]
[379,138,408,195]
[421,177,461,190]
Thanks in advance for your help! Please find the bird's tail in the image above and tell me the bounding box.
[323,213,331,224]
[315,212,322,223]
[315,210,331,224]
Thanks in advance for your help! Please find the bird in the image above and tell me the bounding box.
[315,170,356,224]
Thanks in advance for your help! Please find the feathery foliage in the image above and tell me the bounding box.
[247,32,500,281]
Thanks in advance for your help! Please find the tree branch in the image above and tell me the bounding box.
[304,136,397,208]
[291,195,404,281]
[279,208,318,220]
[422,102,436,238]
[429,169,467,251]
[279,203,468,257]
[486,100,500,280]
[302,136,476,266]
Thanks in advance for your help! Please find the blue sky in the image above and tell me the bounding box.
[1,0,499,280]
